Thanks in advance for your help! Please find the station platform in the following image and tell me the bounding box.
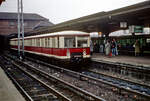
[0,67,26,101]
[91,53,150,67]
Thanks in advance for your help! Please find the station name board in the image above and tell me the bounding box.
[129,25,143,33]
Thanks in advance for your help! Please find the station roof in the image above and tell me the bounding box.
[29,0,150,36]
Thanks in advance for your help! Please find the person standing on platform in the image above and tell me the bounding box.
[105,40,111,56]
[134,40,140,56]
[99,43,104,53]
[90,40,93,55]
[114,39,118,55]
[111,39,118,56]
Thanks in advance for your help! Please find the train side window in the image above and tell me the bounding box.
[46,38,48,48]
[16,40,17,45]
[33,39,35,47]
[47,38,50,48]
[77,36,88,47]
[64,37,75,48]
[25,39,27,46]
[14,41,18,45]
[55,37,58,48]
[29,39,31,46]
[36,39,40,47]
[59,37,64,48]
[26,39,28,46]
[11,40,13,45]
[34,39,36,47]
[10,40,11,45]
[40,38,42,47]
[28,39,30,46]
[58,37,59,48]
[12,40,14,45]
[33,39,35,46]
[42,38,45,47]
[31,39,34,46]
[20,40,22,46]
[49,38,52,48]
[10,40,12,45]
[31,39,33,46]
[35,39,37,47]
[52,37,55,48]
[10,40,15,45]
[39,38,41,47]
[88,37,90,47]
[16,40,18,45]
[40,38,44,47]
[24,40,26,46]
[26,39,29,46]
[45,38,48,48]
[43,38,45,47]
[38,39,40,47]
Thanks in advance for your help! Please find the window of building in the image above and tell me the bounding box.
[24,22,27,27]
[9,21,15,26]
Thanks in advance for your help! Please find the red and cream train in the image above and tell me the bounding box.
[10,31,91,63]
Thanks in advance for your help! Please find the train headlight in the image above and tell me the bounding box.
[83,49,86,56]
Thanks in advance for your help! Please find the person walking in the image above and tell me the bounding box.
[105,40,111,56]
[134,40,140,56]
[99,43,104,53]
[90,40,93,55]
[111,39,117,56]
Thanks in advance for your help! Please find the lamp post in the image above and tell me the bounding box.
[18,0,24,59]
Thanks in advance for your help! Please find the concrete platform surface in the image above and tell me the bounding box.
[92,53,150,67]
[0,67,26,101]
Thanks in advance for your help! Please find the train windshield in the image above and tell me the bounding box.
[64,37,75,48]
[77,36,89,48]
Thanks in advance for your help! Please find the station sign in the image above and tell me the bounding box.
[134,26,143,33]
[147,39,150,43]
[120,22,127,28]
[129,25,143,33]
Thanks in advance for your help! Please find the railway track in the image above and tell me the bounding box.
[2,55,105,101]
[7,55,149,101]
[0,56,70,101]
[81,69,150,95]
[91,59,150,82]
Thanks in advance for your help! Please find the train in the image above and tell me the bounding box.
[10,31,91,64]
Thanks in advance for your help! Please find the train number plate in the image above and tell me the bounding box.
[74,55,82,57]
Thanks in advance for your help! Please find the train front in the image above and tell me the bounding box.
[63,34,91,64]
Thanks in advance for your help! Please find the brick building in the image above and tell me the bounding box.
[0,12,54,36]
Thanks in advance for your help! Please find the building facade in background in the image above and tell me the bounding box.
[0,12,54,36]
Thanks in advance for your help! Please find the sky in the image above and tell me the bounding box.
[0,0,147,24]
